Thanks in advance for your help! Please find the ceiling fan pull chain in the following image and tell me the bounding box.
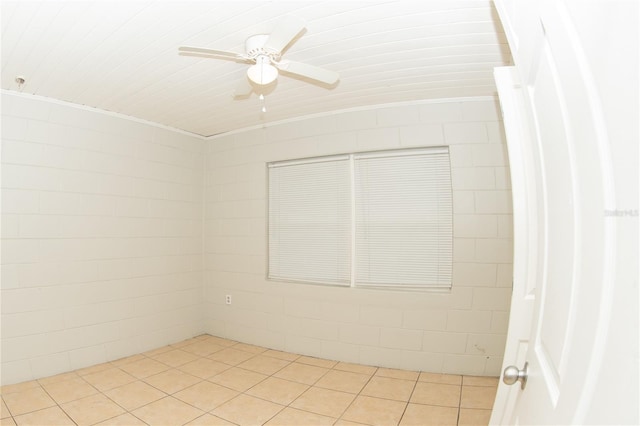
[260,94,267,113]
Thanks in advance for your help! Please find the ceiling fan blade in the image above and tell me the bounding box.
[277,60,339,85]
[179,46,246,61]
[233,76,254,97]
[263,15,306,53]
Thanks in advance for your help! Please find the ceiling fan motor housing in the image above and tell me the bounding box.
[245,34,277,59]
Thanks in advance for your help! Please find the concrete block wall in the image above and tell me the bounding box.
[0,93,512,384]
[1,93,205,384]
[203,97,513,376]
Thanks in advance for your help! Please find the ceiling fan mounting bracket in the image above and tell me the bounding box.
[245,34,280,62]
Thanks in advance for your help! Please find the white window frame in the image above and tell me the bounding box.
[267,147,453,291]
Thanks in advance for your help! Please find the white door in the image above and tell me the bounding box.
[491,1,638,424]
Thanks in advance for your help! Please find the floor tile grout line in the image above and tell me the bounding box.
[1,395,16,421]
[258,400,289,426]
[235,362,381,422]
[397,374,421,425]
[206,343,490,409]
[224,348,336,420]
[237,349,368,423]
[1,338,220,423]
[199,347,293,424]
[32,372,97,422]
[332,366,379,424]
[4,335,498,426]
[91,362,198,424]
[24,380,79,426]
[82,372,145,425]
[457,380,464,425]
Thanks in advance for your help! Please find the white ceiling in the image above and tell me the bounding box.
[1,1,512,137]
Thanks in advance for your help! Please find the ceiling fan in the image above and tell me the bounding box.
[178,16,340,97]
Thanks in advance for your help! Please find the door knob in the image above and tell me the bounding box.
[503,362,528,389]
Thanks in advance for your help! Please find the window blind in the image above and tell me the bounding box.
[268,148,453,290]
[268,156,351,285]
[354,148,453,288]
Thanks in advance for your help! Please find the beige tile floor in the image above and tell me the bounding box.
[0,334,498,426]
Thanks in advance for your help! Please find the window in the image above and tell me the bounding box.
[268,148,452,290]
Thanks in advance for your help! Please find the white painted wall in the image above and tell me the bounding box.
[1,94,512,384]
[0,92,205,385]
[203,97,513,376]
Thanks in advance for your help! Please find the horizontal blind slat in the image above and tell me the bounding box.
[354,148,453,288]
[269,158,351,285]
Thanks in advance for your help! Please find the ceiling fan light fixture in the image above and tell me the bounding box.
[247,55,278,85]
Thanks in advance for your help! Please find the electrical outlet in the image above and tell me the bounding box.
[225,295,232,305]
